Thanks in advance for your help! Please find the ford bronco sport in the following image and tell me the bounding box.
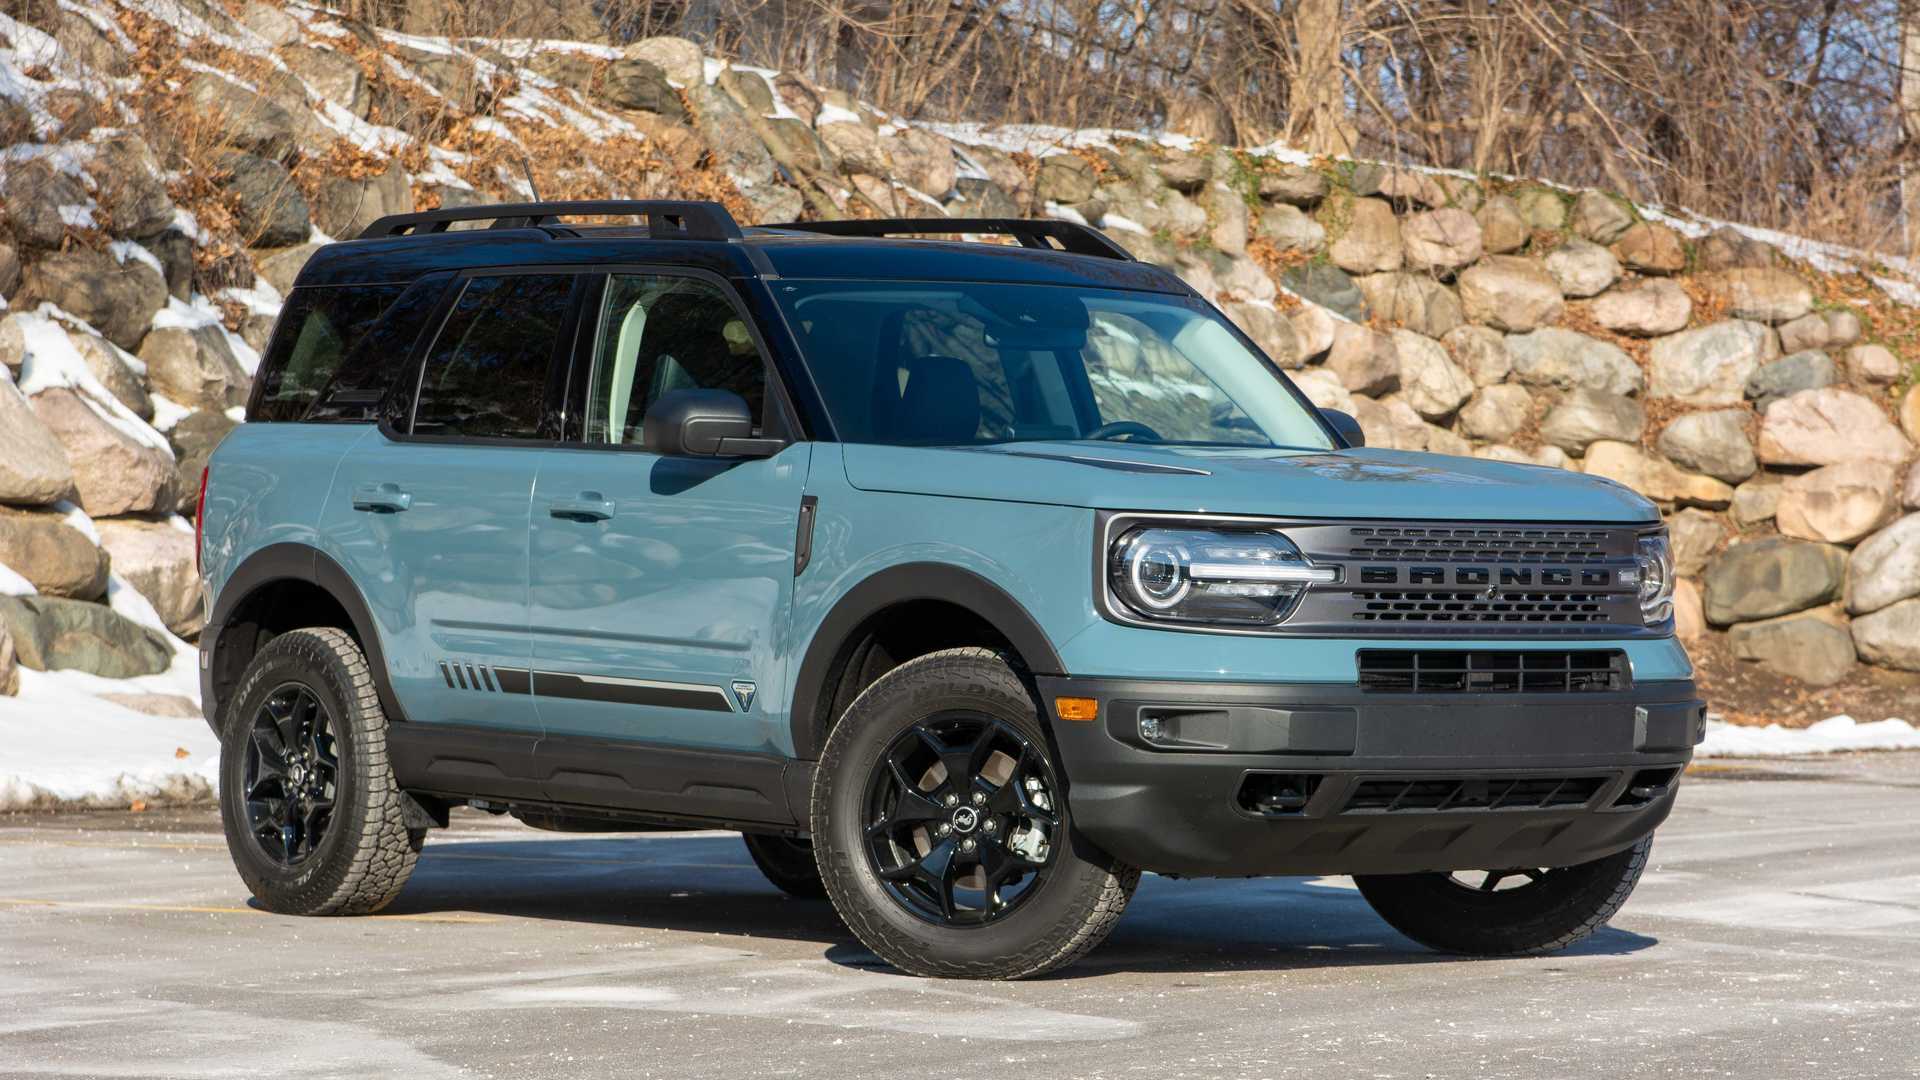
[198,200,1704,980]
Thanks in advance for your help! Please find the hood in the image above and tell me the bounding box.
[842,442,1660,523]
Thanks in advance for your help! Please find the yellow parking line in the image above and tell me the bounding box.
[0,897,497,924]
[0,837,229,852]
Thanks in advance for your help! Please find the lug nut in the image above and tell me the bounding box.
[960,838,976,852]
[971,791,986,805]
[937,823,951,836]
[943,793,959,807]
[983,818,998,833]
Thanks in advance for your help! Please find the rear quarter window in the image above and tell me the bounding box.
[250,284,409,422]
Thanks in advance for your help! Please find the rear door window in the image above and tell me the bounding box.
[408,273,577,440]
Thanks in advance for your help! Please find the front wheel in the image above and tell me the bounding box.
[811,648,1138,979]
[1353,835,1653,956]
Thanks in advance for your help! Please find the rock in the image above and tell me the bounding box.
[1745,349,1837,412]
[1732,478,1783,527]
[1326,323,1399,395]
[1821,309,1864,348]
[1777,312,1833,354]
[1669,508,1725,577]
[1905,462,1920,512]
[951,177,1019,219]
[312,163,412,240]
[0,374,74,505]
[1035,155,1097,205]
[0,595,171,678]
[1506,328,1642,395]
[1225,302,1299,367]
[0,243,18,297]
[1354,273,1461,338]
[1352,165,1447,207]
[1656,409,1756,484]
[1759,388,1912,467]
[881,127,957,200]
[1355,395,1429,451]
[168,410,238,514]
[1401,208,1482,273]
[0,506,107,600]
[184,72,297,158]
[17,250,167,351]
[1590,279,1692,337]
[1540,389,1645,454]
[1570,190,1635,243]
[599,58,687,118]
[85,134,175,239]
[1475,194,1530,254]
[1774,462,1899,546]
[283,44,369,116]
[1258,166,1327,205]
[1846,343,1901,385]
[1648,320,1775,406]
[1674,578,1706,641]
[1513,187,1566,229]
[29,388,176,516]
[1703,537,1847,624]
[1544,239,1620,298]
[1845,514,1920,614]
[1457,384,1533,442]
[1709,267,1813,327]
[1393,330,1474,420]
[1280,262,1367,323]
[1328,197,1403,275]
[0,623,14,696]
[1257,204,1326,253]
[1443,325,1511,386]
[1,163,88,249]
[1292,368,1355,415]
[220,152,310,248]
[1695,226,1775,271]
[622,36,703,87]
[253,243,322,296]
[818,120,887,176]
[1730,611,1857,686]
[1200,184,1249,256]
[240,1,300,45]
[96,519,203,638]
[1288,303,1338,361]
[1852,599,1920,670]
[69,332,151,421]
[1459,256,1564,333]
[1156,151,1211,192]
[138,325,251,412]
[142,230,194,301]
[1156,189,1210,240]
[1610,222,1687,274]
[716,65,776,114]
[1905,385,1920,444]
[1583,441,1732,508]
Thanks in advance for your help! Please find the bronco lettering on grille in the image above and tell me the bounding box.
[1357,566,1618,588]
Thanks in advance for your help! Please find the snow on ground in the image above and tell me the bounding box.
[1696,715,1920,758]
[0,655,216,811]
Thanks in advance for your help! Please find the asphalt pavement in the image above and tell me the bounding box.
[2,755,1918,1079]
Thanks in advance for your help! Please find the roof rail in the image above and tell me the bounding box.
[359,200,743,241]
[770,218,1135,261]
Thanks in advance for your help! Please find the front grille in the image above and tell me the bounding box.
[1343,775,1608,813]
[1350,590,1612,625]
[1345,525,1614,563]
[1357,649,1628,693]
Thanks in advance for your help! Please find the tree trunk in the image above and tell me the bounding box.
[1902,0,1920,256]
[1290,0,1356,156]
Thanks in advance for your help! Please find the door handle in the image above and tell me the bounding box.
[351,482,412,513]
[548,493,616,522]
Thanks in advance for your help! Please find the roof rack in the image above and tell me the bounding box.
[769,218,1135,261]
[359,200,743,241]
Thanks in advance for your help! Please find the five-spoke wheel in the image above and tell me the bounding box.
[241,683,340,866]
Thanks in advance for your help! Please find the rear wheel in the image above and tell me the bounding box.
[812,647,1138,979]
[1353,835,1653,955]
[743,834,827,899]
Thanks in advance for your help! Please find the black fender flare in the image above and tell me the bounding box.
[204,542,407,728]
[787,562,1065,760]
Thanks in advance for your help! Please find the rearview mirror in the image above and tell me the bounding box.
[1320,408,1365,448]
[642,389,782,458]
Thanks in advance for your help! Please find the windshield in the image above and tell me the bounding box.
[772,281,1334,450]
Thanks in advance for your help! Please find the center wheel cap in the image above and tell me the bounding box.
[949,806,981,834]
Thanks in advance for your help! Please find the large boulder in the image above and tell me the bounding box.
[818,119,888,176]
[1326,324,1400,395]
[1610,222,1687,274]
[1459,256,1563,332]
[1570,190,1634,243]
[622,36,705,86]
[1729,610,1856,686]
[1745,350,1837,412]
[1718,267,1814,324]
[1668,508,1725,577]
[69,331,152,421]
[1328,197,1403,275]
[311,163,412,240]
[220,152,311,248]
[138,324,252,412]
[1257,165,1327,205]
[28,388,176,517]
[1474,194,1530,254]
[1281,263,1366,323]
[1354,273,1461,338]
[282,44,370,117]
[1443,325,1511,386]
[168,410,240,514]
[690,83,781,196]
[1696,226,1776,271]
[0,595,172,678]
[96,519,203,638]
[1543,239,1620,298]
[85,134,175,239]
[1758,388,1913,467]
[0,374,74,505]
[1777,308,1862,354]
[1457,384,1534,442]
[1393,330,1474,420]
[1,163,89,249]
[184,72,298,158]
[1516,187,1568,229]
[1505,328,1641,395]
[1852,600,1920,671]
[1656,408,1756,484]
[1590,279,1691,337]
[1224,302,1299,368]
[1401,208,1482,273]
[1200,184,1251,256]
[0,506,108,600]
[1703,537,1847,625]
[599,58,687,118]
[1905,384,1920,444]
[17,250,168,351]
[1845,514,1920,615]
[1673,577,1706,642]
[1648,320,1775,406]
[1846,343,1901,385]
[1732,477,1783,527]
[1034,154,1097,205]
[1539,389,1645,454]
[1582,441,1732,508]
[1258,204,1326,253]
[253,243,323,296]
[1775,462,1900,546]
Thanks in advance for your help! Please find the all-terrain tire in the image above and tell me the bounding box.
[811,647,1138,980]
[743,834,829,899]
[218,627,422,915]
[1353,835,1653,956]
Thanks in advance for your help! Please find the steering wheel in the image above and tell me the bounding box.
[1086,419,1164,443]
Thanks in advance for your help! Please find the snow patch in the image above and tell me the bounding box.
[0,561,36,596]
[1696,716,1920,758]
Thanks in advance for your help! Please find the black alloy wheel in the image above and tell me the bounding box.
[241,683,340,866]
[863,711,1060,927]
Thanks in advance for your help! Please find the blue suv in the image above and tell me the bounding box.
[198,200,1704,979]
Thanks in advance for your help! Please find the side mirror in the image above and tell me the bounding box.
[642,389,783,458]
[1320,408,1365,448]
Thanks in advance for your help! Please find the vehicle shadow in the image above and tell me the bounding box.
[380,831,1658,976]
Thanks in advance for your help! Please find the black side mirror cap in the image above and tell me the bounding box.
[642,389,783,458]
[1320,408,1365,448]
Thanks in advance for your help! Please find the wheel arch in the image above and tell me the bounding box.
[789,562,1065,761]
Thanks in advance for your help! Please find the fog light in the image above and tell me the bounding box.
[1139,716,1169,744]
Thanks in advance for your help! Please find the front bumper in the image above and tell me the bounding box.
[1035,675,1705,878]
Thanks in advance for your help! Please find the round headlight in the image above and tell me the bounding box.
[1636,533,1675,625]
[1125,537,1192,610]
[1108,525,1336,627]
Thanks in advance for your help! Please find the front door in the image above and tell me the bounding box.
[528,272,809,770]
